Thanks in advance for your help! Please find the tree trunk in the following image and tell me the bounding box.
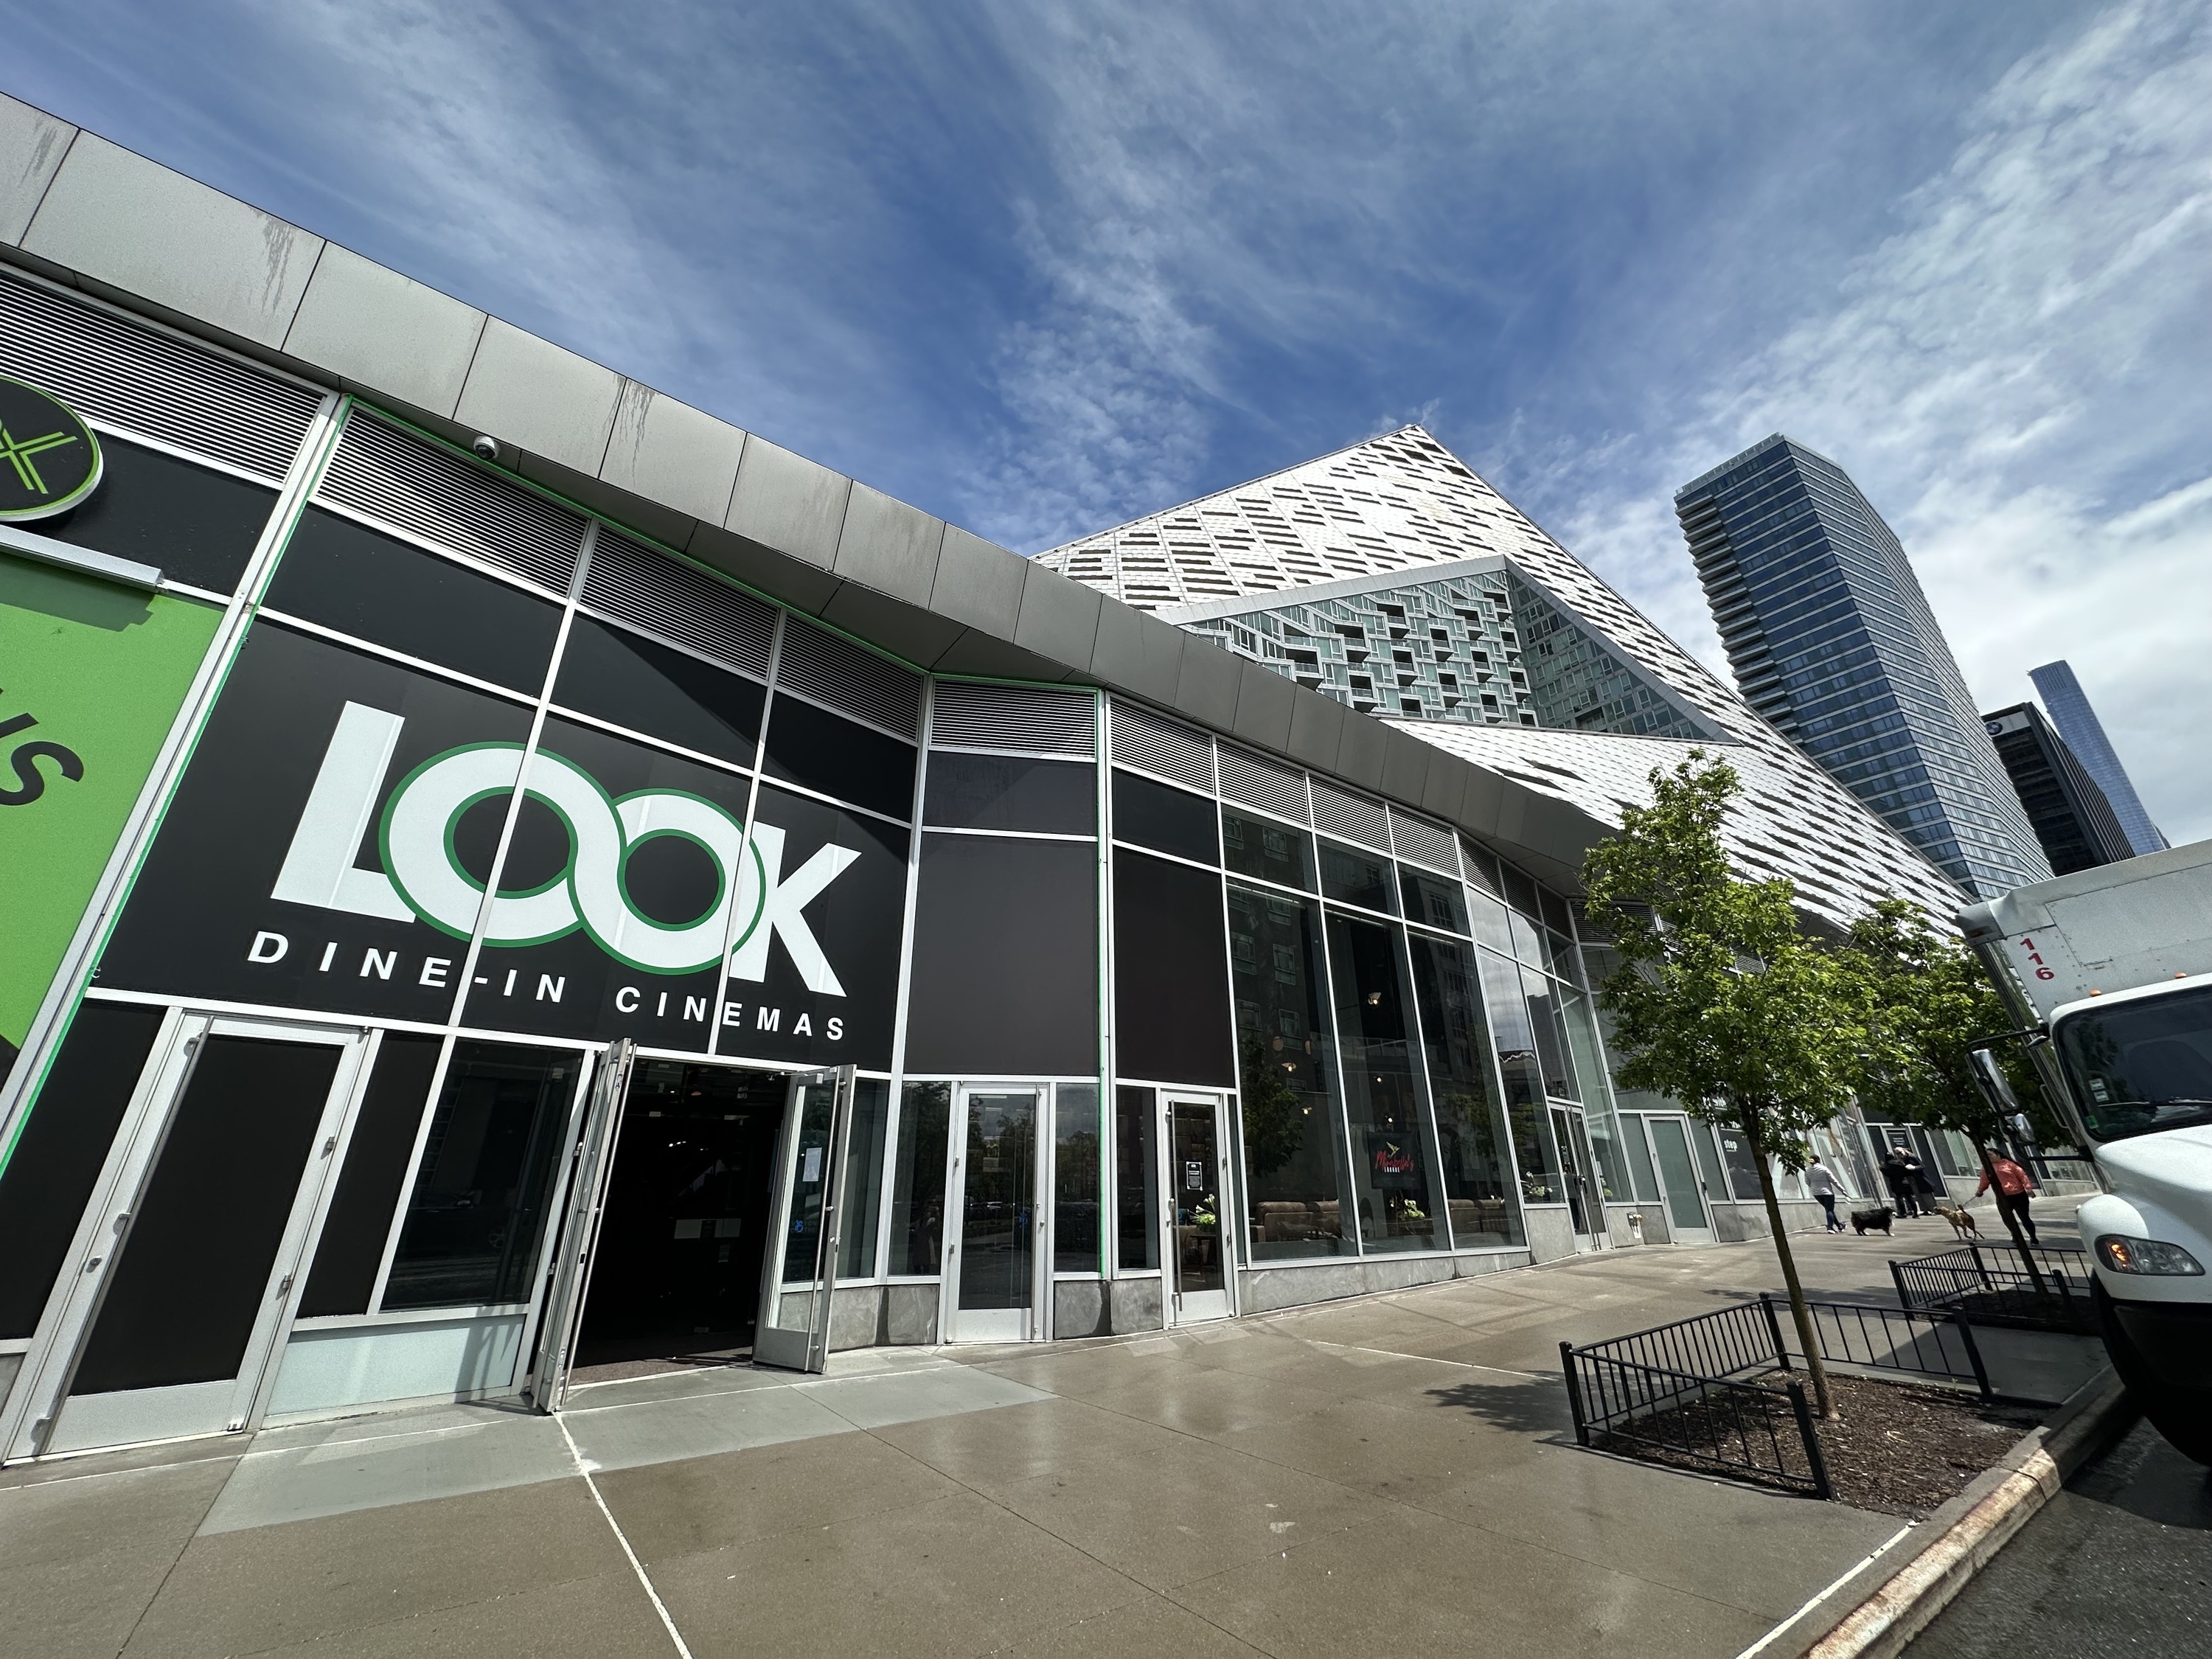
[1746,1113,1834,1419]
[1975,1141,2048,1297]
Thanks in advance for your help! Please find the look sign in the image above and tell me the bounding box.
[273,702,860,991]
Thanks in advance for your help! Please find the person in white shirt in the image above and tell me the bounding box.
[1806,1157,1844,1232]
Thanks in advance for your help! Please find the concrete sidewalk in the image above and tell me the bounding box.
[0,1217,2076,1659]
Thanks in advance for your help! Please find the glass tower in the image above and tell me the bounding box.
[1676,435,2048,900]
[2027,661,2166,858]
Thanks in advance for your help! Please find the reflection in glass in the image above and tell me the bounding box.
[1169,1101,1225,1293]
[1228,884,1353,1259]
[1406,935,1524,1247]
[1318,841,1396,914]
[1326,914,1444,1251]
[1469,890,1516,956]
[1615,1113,1663,1205]
[838,1078,889,1279]
[780,1078,835,1283]
[1399,868,1468,935]
[888,1082,950,1273]
[1646,1117,1711,1231]
[1525,976,1579,1101]
[1476,950,1564,1203]
[1222,809,1315,891]
[1115,1085,1158,1270]
[1553,1105,1598,1234]
[1056,1084,1102,1273]
[958,1092,1037,1310]
[1562,992,1622,1198]
[383,1043,580,1309]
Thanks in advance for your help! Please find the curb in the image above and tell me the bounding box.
[1745,1365,2138,1659]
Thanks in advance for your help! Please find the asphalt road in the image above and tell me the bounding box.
[1907,1419,2212,1658]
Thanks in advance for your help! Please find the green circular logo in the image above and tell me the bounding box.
[0,374,102,522]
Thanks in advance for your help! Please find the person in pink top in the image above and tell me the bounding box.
[1977,1153,2039,1243]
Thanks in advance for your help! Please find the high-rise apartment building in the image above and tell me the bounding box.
[1982,703,2133,875]
[2027,661,2166,858]
[1674,434,2048,900]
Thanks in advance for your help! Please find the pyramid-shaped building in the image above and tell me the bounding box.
[1038,426,1963,929]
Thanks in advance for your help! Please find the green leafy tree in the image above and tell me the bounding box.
[1583,753,1859,1417]
[1839,900,2050,1290]
[1237,1032,1307,1179]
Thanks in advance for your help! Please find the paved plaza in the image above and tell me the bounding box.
[1,1211,2090,1659]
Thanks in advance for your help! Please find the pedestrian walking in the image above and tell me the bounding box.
[1881,1147,1922,1218]
[1806,1156,1845,1231]
[1977,1152,2040,1243]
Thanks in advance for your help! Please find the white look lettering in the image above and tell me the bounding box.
[827,1017,844,1042]
[793,1013,813,1037]
[361,948,397,980]
[420,957,451,988]
[756,1006,780,1032]
[684,995,708,1022]
[537,975,566,1003]
[248,930,289,964]
[615,987,642,1013]
[318,942,337,972]
[728,823,858,996]
[721,1001,743,1026]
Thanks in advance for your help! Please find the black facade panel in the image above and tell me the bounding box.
[924,753,1095,834]
[0,1000,164,1338]
[298,1032,445,1318]
[40,436,279,596]
[553,615,765,768]
[1111,769,1219,865]
[267,509,564,695]
[1113,849,1234,1086]
[763,693,916,821]
[905,834,1096,1076]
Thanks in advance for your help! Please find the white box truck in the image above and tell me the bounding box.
[1959,840,2212,1464]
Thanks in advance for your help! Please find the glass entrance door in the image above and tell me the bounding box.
[944,1088,1042,1343]
[756,1067,855,1372]
[1551,1105,1601,1248]
[1166,1096,1231,1324]
[1644,1116,1714,1245]
[39,1015,368,1455]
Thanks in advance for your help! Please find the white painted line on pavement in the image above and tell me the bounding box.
[1734,1521,1915,1659]
[557,1411,695,1659]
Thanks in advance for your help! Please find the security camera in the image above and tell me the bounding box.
[471,434,500,462]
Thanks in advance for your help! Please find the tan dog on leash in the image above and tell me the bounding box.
[1931,1201,1980,1240]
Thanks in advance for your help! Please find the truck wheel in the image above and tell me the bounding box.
[2096,1282,2212,1467]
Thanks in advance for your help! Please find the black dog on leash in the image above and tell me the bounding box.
[1850,1206,1895,1236]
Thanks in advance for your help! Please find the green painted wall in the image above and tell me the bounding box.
[0,549,221,1057]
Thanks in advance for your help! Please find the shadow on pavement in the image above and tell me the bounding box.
[1422,1377,1574,1436]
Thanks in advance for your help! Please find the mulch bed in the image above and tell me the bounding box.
[1594,1373,2043,1517]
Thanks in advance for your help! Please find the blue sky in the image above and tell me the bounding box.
[7,1,2210,840]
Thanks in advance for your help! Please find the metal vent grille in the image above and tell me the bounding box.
[930,681,1095,755]
[1311,779,1391,852]
[1110,702,1214,794]
[1217,747,1310,824]
[318,413,585,596]
[1460,836,1503,896]
[775,617,922,740]
[1389,809,1458,873]
[583,532,773,681]
[0,273,321,481]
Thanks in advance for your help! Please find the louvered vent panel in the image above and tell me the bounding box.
[930,682,1094,755]
[584,533,773,680]
[318,413,584,595]
[1110,702,1214,793]
[0,274,321,481]
[1389,809,1457,873]
[1310,779,1390,851]
[776,617,922,740]
[1217,748,1309,824]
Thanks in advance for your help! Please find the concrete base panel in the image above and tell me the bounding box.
[1604,1202,1671,1246]
[882,1283,939,1345]
[1523,1206,1580,1262]
[1234,1251,1529,1314]
[827,1284,884,1352]
[1107,1276,1163,1335]
[1052,1279,1109,1340]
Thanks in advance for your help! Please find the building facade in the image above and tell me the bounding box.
[1983,702,2134,875]
[2027,660,2166,858]
[1675,434,2048,900]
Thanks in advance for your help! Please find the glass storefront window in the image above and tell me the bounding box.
[888,1082,950,1274]
[1716,1124,1764,1201]
[1228,883,1354,1259]
[1057,1083,1102,1273]
[1116,1085,1158,1270]
[1318,841,1396,914]
[923,753,1095,835]
[1476,949,1563,1203]
[1525,975,1579,1102]
[1399,868,1468,935]
[1112,769,1219,864]
[1326,913,1444,1252]
[382,1042,580,1310]
[1405,934,1523,1248]
[1222,809,1315,891]
[1468,889,1516,956]
[1615,1114,1663,1204]
[838,1077,889,1279]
